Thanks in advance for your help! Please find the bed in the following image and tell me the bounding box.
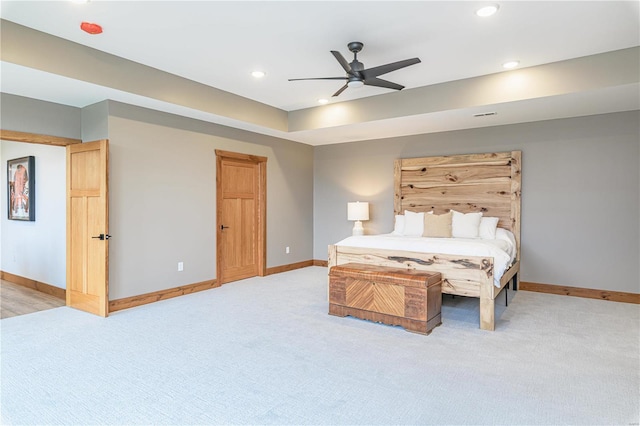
[328,151,521,331]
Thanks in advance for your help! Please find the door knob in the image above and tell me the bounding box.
[220,225,229,230]
[91,234,112,240]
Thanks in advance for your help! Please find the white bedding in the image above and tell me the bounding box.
[335,229,517,287]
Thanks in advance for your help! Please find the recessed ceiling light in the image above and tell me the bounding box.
[318,99,329,105]
[502,60,520,69]
[251,71,265,78]
[476,4,499,17]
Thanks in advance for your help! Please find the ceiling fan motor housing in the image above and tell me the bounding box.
[350,60,364,74]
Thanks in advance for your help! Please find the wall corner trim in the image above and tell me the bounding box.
[0,129,82,146]
[265,260,316,275]
[519,281,639,304]
[109,279,219,313]
[0,271,66,300]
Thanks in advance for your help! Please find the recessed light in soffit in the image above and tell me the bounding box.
[476,4,499,17]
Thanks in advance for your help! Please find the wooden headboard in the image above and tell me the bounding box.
[394,151,521,259]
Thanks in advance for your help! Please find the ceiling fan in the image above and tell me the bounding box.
[288,41,421,97]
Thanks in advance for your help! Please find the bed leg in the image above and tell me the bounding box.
[505,286,508,306]
[513,272,519,291]
[480,286,495,331]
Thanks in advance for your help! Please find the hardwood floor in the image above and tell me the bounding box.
[1,279,65,319]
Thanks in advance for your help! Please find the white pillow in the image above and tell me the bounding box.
[479,217,499,239]
[403,210,425,236]
[392,215,405,235]
[451,210,483,238]
[496,228,517,260]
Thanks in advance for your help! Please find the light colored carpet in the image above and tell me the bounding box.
[1,266,638,425]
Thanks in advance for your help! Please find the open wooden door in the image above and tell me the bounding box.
[66,139,109,317]
[216,150,266,285]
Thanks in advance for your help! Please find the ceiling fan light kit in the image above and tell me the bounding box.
[289,41,421,97]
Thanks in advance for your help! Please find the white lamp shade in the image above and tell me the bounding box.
[347,202,369,221]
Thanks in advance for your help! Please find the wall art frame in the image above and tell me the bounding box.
[7,155,35,221]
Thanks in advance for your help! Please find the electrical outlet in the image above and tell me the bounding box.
[178,261,184,271]
[285,246,290,254]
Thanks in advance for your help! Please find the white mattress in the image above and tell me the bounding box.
[335,229,516,287]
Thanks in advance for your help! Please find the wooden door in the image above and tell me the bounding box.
[216,150,266,284]
[66,139,109,317]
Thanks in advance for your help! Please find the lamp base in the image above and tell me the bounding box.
[352,220,364,236]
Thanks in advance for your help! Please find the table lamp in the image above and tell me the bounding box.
[347,201,369,236]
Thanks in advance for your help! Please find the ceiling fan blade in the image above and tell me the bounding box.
[288,77,348,81]
[331,51,352,74]
[361,58,421,79]
[332,84,349,97]
[363,77,405,91]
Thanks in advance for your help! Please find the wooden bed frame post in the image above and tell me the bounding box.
[479,279,495,331]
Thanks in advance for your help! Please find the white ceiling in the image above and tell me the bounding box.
[1,1,639,145]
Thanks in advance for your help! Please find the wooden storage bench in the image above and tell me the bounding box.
[329,263,442,335]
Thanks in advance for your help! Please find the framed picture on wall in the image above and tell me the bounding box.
[7,156,35,221]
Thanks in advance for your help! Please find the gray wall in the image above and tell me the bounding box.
[106,102,314,299]
[3,93,638,296]
[314,111,640,294]
[0,95,314,300]
[1,93,81,139]
[81,101,109,141]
